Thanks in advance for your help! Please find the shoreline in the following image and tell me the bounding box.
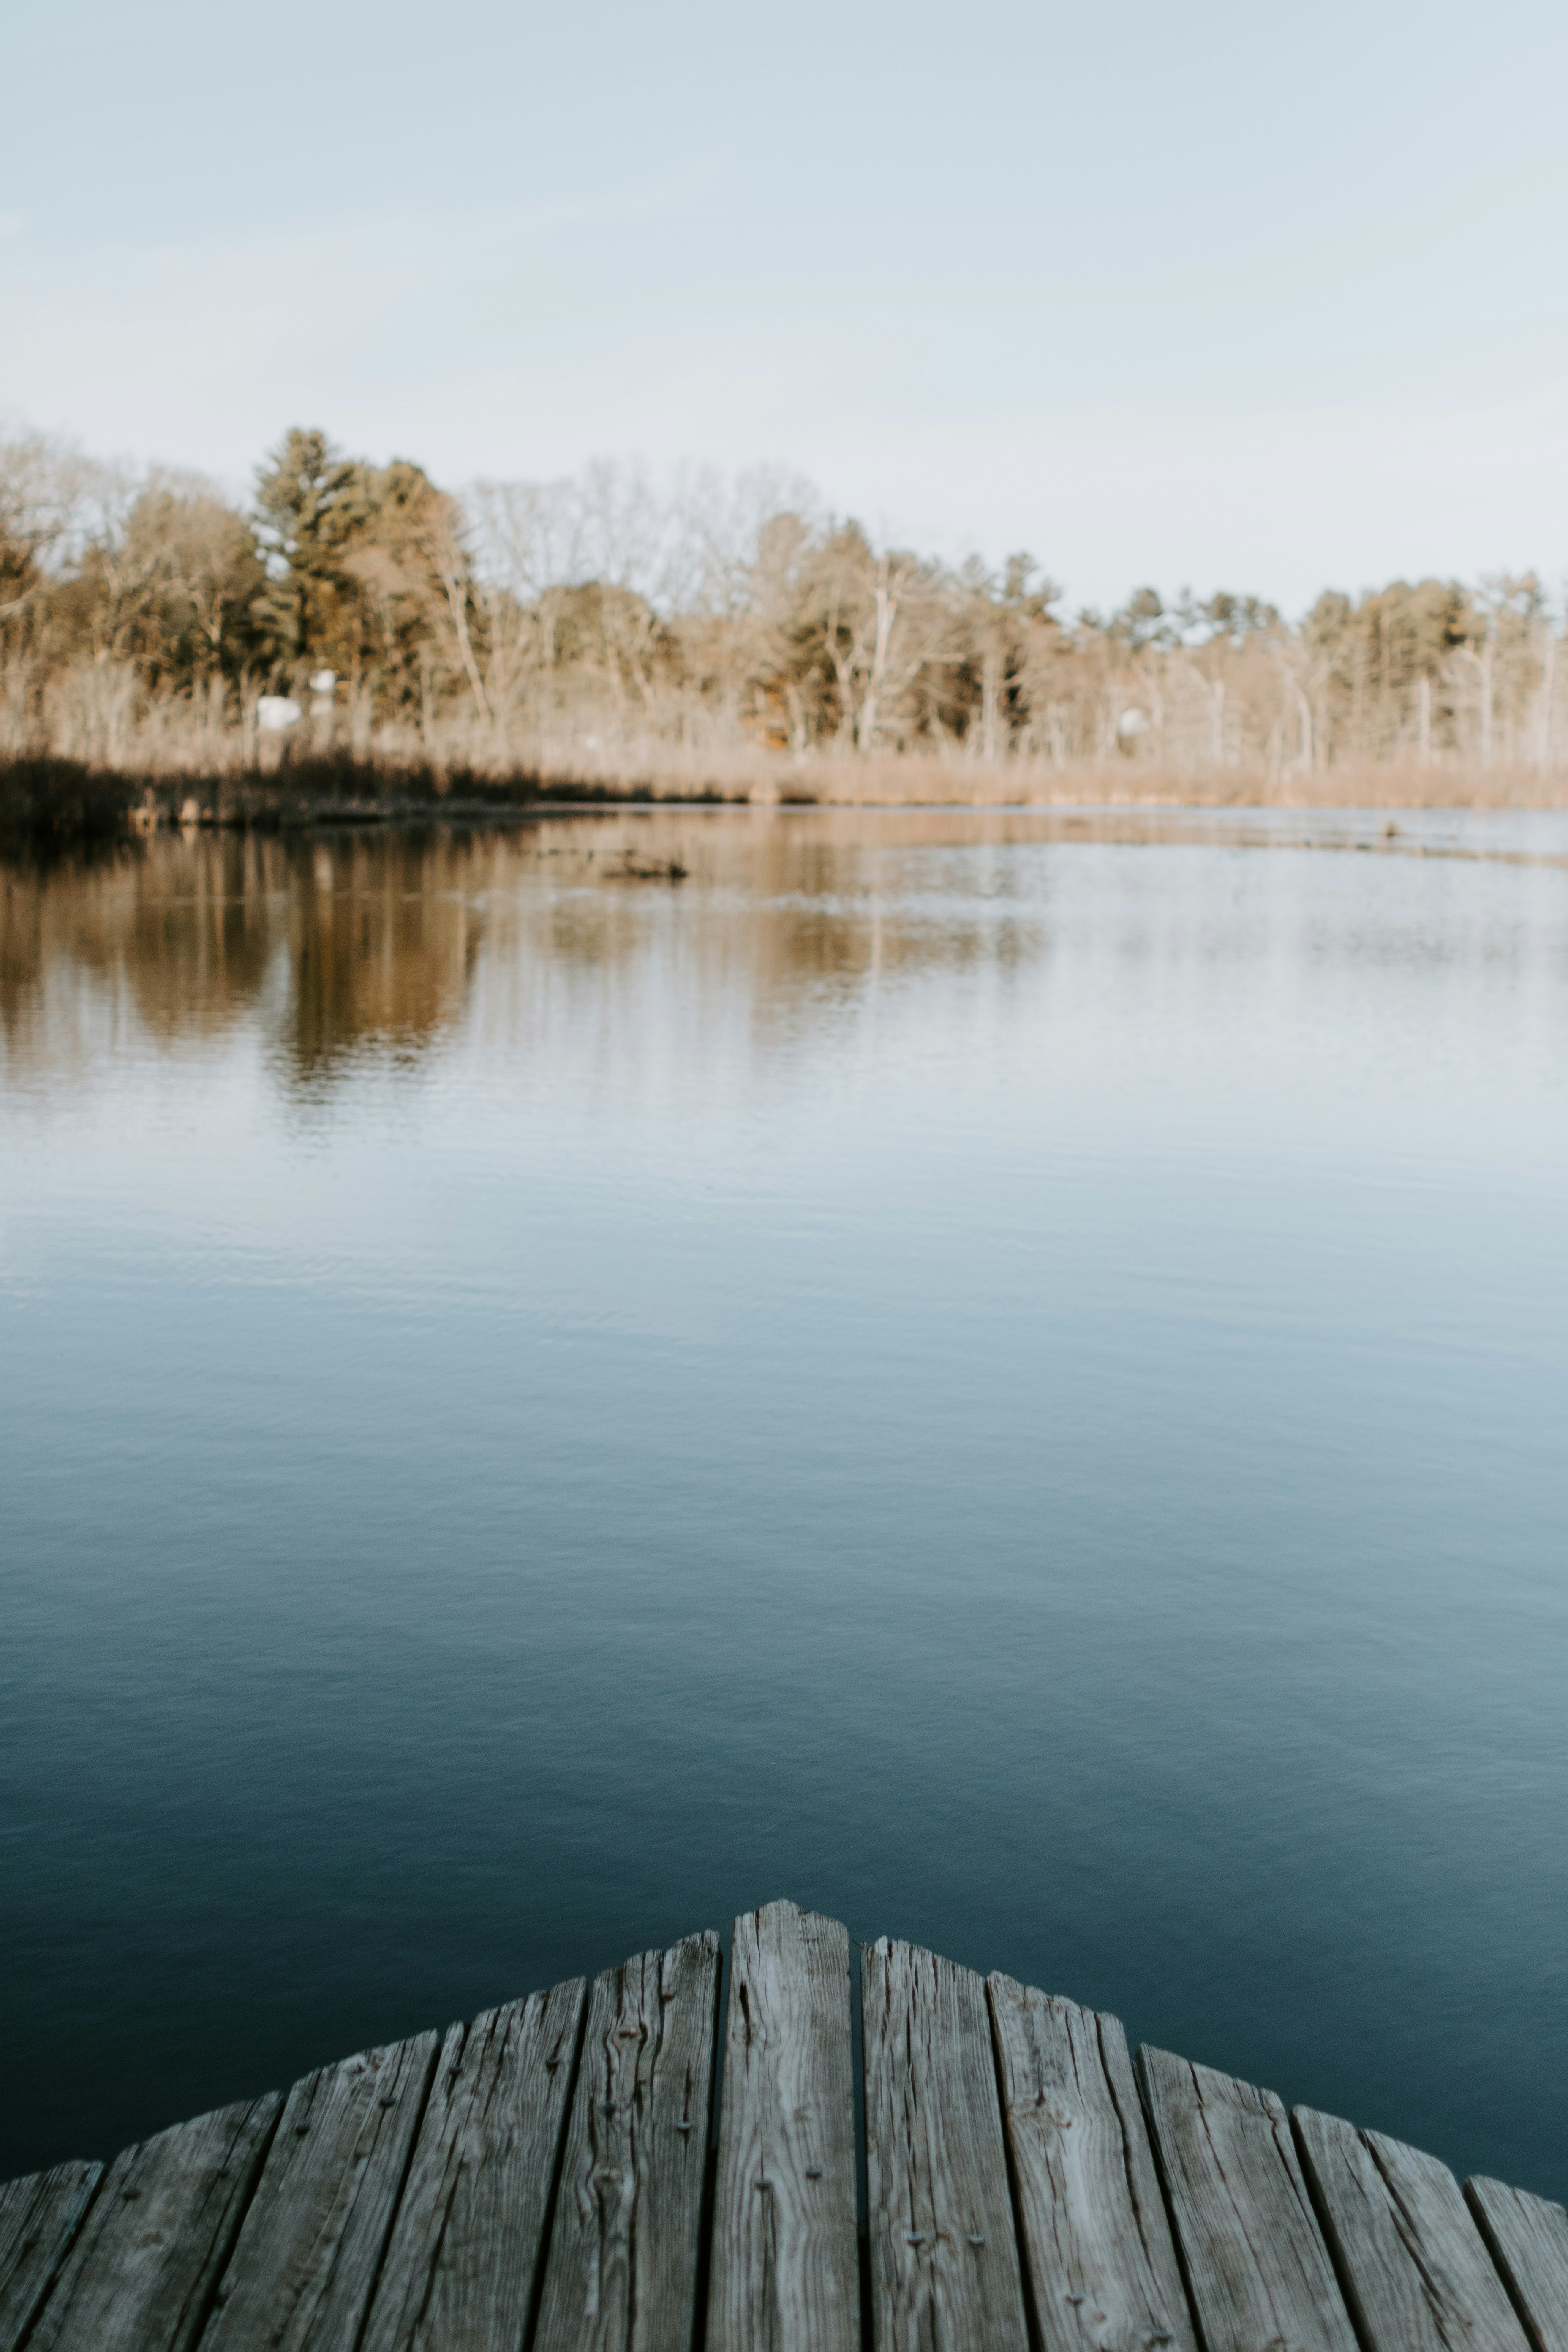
[6,752,1568,852]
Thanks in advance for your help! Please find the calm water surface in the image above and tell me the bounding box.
[3,806,1566,2192]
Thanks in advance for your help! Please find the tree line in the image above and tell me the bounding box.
[0,423,1559,786]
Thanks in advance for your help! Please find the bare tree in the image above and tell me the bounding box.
[0,427,90,618]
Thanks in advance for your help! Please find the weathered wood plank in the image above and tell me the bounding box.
[201,2031,439,2352]
[1137,2047,1356,2352]
[532,1931,721,2352]
[1466,2177,1568,2352]
[358,1976,586,2352]
[862,1936,1030,2352]
[707,1900,858,2352]
[1295,2108,1530,2352]
[0,2162,102,2352]
[989,1976,1197,2352]
[29,2098,279,2352]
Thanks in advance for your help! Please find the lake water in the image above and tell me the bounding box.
[3,805,1566,2198]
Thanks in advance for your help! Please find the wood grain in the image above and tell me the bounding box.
[1295,2108,1530,2352]
[1137,2048,1356,2352]
[989,1977,1196,2352]
[862,1936,1030,2352]
[29,2099,279,2352]
[201,2031,439,2352]
[532,1931,721,2352]
[1466,2177,1568,2352]
[0,2162,102,2352]
[706,1900,858,2352]
[358,1977,585,2352]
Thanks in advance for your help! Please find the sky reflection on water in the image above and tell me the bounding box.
[2,807,1566,2194]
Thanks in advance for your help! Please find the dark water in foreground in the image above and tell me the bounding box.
[3,806,1566,2194]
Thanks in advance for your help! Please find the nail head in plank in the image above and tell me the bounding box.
[707,1900,858,2352]
[1294,2108,1530,2352]
[358,1976,586,2352]
[28,2099,280,2352]
[0,2162,103,2352]
[532,1930,721,2352]
[202,2031,439,2352]
[862,1937,1030,2352]
[1138,2048,1357,2352]
[989,1977,1197,2352]
[1466,2178,1568,2352]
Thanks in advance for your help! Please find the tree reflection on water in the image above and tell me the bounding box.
[0,809,1076,1095]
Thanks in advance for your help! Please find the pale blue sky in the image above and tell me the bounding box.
[5,0,1567,608]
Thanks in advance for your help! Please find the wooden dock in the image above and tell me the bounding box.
[4,1898,1566,2351]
